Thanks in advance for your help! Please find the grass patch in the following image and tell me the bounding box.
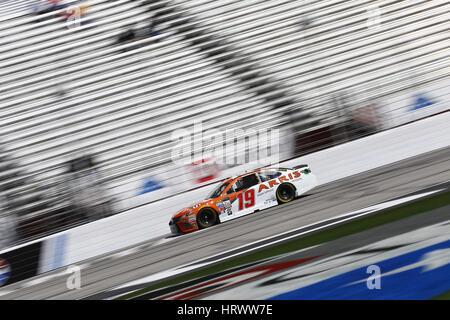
[119,190,450,300]
[433,291,450,300]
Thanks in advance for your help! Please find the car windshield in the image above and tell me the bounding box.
[207,182,229,199]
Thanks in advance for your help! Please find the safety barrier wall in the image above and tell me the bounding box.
[0,111,449,284]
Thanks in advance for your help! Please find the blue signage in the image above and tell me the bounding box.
[268,240,450,300]
[139,178,164,195]
[410,94,435,111]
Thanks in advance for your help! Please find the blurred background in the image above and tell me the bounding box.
[0,0,448,249]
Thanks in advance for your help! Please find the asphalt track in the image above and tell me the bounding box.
[1,146,450,299]
[134,205,450,300]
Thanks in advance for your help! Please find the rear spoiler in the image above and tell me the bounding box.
[293,164,309,170]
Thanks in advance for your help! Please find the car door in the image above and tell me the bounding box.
[257,170,282,209]
[228,173,261,219]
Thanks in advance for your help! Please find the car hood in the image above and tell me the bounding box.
[172,198,215,219]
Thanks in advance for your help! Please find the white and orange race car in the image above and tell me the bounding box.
[169,165,317,234]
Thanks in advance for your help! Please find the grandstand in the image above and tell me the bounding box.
[0,0,448,246]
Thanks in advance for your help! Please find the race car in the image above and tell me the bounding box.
[169,165,317,234]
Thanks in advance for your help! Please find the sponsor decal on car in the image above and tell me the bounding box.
[188,215,197,224]
[258,171,302,193]
[216,199,232,216]
[223,200,232,215]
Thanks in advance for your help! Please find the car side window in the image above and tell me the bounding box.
[258,171,282,182]
[234,174,259,192]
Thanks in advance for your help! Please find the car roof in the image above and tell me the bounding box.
[226,168,283,182]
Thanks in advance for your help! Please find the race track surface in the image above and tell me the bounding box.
[1,147,449,299]
[134,205,450,300]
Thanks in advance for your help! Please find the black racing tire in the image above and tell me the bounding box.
[196,208,218,229]
[276,183,296,204]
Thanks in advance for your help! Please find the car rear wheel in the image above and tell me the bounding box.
[276,183,296,204]
[197,208,218,229]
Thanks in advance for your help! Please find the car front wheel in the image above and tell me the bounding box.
[197,208,218,229]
